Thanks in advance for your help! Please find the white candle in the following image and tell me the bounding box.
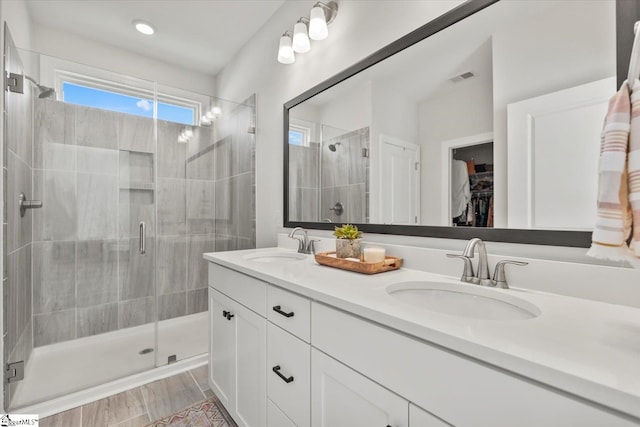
[363,246,386,263]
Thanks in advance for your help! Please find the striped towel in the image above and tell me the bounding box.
[587,80,640,263]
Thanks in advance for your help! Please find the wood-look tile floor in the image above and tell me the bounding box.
[40,365,215,427]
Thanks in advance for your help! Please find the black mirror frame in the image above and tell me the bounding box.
[284,0,639,247]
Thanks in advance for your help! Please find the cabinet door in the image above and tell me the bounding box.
[234,301,267,427]
[268,398,297,427]
[311,349,408,427]
[209,288,235,410]
[409,404,451,427]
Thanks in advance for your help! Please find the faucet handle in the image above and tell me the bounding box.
[446,254,476,283]
[307,239,321,255]
[492,260,528,289]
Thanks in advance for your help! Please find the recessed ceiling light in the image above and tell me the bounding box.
[133,20,155,35]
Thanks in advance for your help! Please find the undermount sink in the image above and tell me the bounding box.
[386,281,540,320]
[243,251,307,263]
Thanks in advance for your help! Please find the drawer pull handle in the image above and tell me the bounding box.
[273,305,295,318]
[272,365,294,383]
[226,312,234,320]
[222,310,228,318]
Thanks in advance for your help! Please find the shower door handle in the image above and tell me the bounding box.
[139,222,146,255]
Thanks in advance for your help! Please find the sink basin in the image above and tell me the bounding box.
[386,281,540,320]
[243,252,307,263]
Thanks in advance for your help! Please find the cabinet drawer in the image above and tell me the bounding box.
[208,263,266,316]
[268,285,311,342]
[268,399,296,427]
[267,323,310,427]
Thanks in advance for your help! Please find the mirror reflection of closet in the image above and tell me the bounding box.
[451,142,494,227]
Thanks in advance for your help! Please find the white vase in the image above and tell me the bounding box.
[335,239,362,259]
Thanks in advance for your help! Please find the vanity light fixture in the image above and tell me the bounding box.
[133,20,156,35]
[277,1,338,65]
[293,18,311,53]
[277,31,296,64]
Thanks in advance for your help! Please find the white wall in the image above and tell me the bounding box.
[418,40,493,224]
[492,0,615,227]
[319,80,371,133]
[31,24,215,95]
[215,0,462,247]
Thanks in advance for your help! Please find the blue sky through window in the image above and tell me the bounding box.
[288,129,304,146]
[63,82,195,125]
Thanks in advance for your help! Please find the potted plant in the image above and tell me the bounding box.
[333,224,362,259]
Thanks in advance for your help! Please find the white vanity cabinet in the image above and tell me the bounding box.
[311,348,408,427]
[208,265,267,427]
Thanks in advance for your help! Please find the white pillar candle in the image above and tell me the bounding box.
[363,246,386,263]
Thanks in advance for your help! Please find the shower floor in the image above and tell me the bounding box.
[10,312,208,410]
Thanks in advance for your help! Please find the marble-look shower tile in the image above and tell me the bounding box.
[187,123,214,159]
[33,169,77,241]
[333,185,351,223]
[231,122,254,177]
[75,106,118,150]
[236,237,255,250]
[120,151,154,186]
[141,372,203,421]
[187,234,214,290]
[321,187,336,223]
[77,302,118,338]
[40,406,81,427]
[77,146,118,175]
[348,128,369,185]
[289,144,319,189]
[157,121,186,178]
[214,235,235,252]
[119,189,155,239]
[34,99,76,171]
[156,235,187,295]
[300,188,319,222]
[157,179,186,235]
[158,292,186,321]
[9,320,32,389]
[214,178,232,236]
[6,251,18,357]
[118,114,154,154]
[235,173,254,239]
[77,173,118,240]
[7,152,32,252]
[348,183,367,224]
[76,240,118,307]
[17,244,32,333]
[288,186,301,222]
[214,136,232,181]
[186,179,215,234]
[118,238,155,301]
[33,241,76,314]
[34,309,75,347]
[187,288,207,314]
[187,149,216,181]
[118,296,155,329]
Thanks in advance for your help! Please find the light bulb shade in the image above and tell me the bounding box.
[309,5,328,40]
[292,22,311,53]
[277,34,295,64]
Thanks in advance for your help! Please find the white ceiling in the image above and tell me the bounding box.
[25,0,286,76]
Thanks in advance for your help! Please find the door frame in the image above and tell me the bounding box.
[440,132,493,226]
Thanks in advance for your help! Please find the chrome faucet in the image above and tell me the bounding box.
[447,238,527,288]
[287,227,318,254]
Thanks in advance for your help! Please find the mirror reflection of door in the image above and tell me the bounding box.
[450,142,494,227]
[379,135,420,225]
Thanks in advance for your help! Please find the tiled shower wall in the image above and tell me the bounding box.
[30,95,256,347]
[321,127,370,223]
[4,31,34,401]
[288,143,320,222]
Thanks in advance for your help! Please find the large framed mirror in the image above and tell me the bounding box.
[284,0,639,247]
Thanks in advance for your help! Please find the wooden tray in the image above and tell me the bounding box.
[314,251,403,274]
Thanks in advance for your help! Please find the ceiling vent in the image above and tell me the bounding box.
[449,71,475,83]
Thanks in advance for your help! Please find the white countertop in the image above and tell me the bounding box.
[204,247,640,421]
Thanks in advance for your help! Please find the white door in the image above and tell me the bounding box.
[234,301,267,427]
[311,348,408,427]
[379,135,420,224]
[209,289,235,410]
[507,76,616,229]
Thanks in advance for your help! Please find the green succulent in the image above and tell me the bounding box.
[333,224,362,240]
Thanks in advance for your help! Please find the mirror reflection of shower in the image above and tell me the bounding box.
[24,75,56,99]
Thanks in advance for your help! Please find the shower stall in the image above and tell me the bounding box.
[2,28,256,411]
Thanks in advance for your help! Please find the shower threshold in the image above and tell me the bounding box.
[9,312,208,415]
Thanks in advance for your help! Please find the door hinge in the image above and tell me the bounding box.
[414,162,419,171]
[247,126,256,134]
[6,72,24,94]
[362,147,369,158]
[5,361,24,383]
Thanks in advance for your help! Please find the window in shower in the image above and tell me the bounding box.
[62,82,196,125]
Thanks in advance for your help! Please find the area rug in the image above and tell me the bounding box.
[146,395,237,427]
